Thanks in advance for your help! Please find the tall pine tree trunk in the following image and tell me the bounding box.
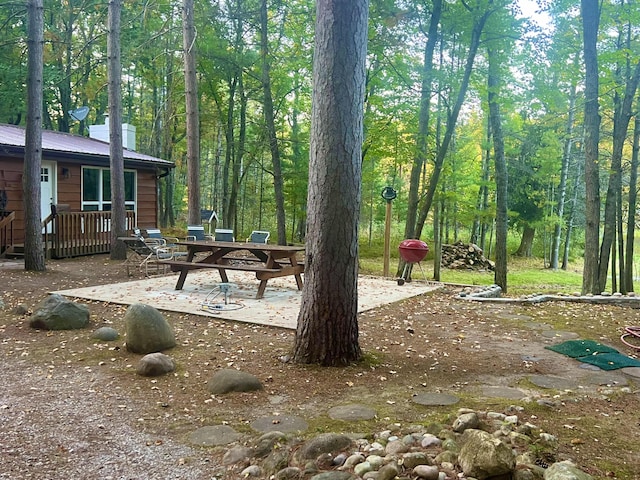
[24,0,45,271]
[108,0,126,261]
[183,0,200,225]
[293,0,368,366]
[581,0,601,295]
[488,46,507,293]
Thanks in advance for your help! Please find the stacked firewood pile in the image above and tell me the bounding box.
[441,241,495,271]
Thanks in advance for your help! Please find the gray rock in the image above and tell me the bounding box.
[207,368,263,394]
[544,460,593,479]
[222,445,253,465]
[513,468,537,480]
[189,425,242,446]
[251,414,308,433]
[295,433,353,464]
[241,465,262,477]
[365,454,383,469]
[353,461,372,477]
[376,462,399,480]
[253,431,289,458]
[275,467,303,480]
[29,294,90,330]
[458,429,516,480]
[93,326,119,341]
[343,453,365,468]
[413,464,439,480]
[434,450,457,464]
[136,352,175,377]
[401,452,430,469]
[309,472,357,480]
[13,304,29,315]
[385,439,409,455]
[263,449,291,474]
[124,303,175,353]
[453,412,480,433]
[421,434,441,448]
[328,404,376,421]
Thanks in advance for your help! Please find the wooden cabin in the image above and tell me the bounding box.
[0,123,174,258]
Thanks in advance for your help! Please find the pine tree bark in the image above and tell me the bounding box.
[183,0,200,225]
[293,0,368,366]
[488,46,507,293]
[24,0,45,271]
[581,0,601,295]
[108,0,126,261]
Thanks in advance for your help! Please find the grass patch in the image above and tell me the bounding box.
[359,254,585,296]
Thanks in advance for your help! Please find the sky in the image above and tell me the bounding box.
[516,0,552,27]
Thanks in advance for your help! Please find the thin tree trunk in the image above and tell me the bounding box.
[415,6,493,237]
[598,60,640,292]
[183,0,200,225]
[625,106,640,291]
[488,46,507,293]
[550,75,577,269]
[260,0,286,245]
[108,0,126,261]
[24,0,45,271]
[404,0,442,241]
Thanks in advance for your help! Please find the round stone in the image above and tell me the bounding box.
[328,404,377,421]
[411,393,459,406]
[528,375,578,390]
[540,330,580,340]
[250,415,308,433]
[189,425,242,446]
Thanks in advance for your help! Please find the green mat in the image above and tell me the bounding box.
[545,339,640,370]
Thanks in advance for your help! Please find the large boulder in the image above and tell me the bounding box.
[29,294,90,330]
[458,429,516,480]
[124,303,176,354]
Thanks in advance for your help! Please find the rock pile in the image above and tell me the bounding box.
[441,242,494,271]
[215,407,592,480]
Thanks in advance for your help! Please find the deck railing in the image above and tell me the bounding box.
[43,210,136,258]
[0,211,15,256]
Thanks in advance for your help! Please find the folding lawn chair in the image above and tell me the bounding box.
[246,230,270,243]
[120,235,175,277]
[186,225,214,242]
[214,228,235,242]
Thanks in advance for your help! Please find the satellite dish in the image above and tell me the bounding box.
[69,106,89,121]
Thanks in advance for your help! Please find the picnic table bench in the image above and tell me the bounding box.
[164,240,305,299]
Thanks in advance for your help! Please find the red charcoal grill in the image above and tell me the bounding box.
[397,239,429,286]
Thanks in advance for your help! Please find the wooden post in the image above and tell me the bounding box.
[381,186,397,277]
[383,200,392,276]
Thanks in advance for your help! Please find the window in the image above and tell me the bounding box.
[82,167,136,211]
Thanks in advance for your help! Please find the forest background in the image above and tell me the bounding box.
[2,0,639,294]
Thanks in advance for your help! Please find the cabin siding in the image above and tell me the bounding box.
[0,156,160,246]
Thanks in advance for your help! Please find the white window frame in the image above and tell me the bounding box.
[81,166,137,212]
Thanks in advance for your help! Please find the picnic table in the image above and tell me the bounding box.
[163,240,305,299]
